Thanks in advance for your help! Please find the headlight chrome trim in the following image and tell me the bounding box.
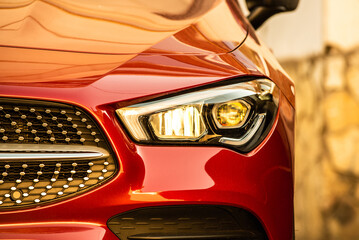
[116,78,279,153]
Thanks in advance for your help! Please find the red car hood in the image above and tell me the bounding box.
[0,0,247,81]
[0,0,294,107]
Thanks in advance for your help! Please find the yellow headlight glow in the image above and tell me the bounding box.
[214,101,250,128]
[149,106,206,140]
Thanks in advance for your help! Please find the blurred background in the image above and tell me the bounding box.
[252,0,359,239]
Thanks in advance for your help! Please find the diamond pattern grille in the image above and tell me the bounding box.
[0,98,117,209]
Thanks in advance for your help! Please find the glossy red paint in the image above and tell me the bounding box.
[0,0,295,240]
[0,222,117,240]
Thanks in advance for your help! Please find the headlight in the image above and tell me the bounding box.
[116,78,279,153]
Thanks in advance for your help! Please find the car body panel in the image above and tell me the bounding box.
[0,222,115,240]
[0,0,295,239]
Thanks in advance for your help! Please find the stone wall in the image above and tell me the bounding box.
[282,46,359,240]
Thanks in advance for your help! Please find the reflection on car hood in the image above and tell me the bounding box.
[0,0,249,55]
[0,0,248,85]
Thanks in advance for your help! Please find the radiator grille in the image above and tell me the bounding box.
[0,98,118,209]
[0,99,102,145]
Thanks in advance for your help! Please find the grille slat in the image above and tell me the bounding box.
[0,98,117,209]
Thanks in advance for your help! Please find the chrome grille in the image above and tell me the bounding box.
[0,98,118,209]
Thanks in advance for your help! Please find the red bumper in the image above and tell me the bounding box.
[0,86,294,240]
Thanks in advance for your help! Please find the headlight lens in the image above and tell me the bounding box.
[214,100,250,128]
[149,106,206,140]
[116,78,279,153]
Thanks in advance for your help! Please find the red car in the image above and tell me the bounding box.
[0,0,297,239]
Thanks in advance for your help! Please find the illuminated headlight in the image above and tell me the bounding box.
[149,106,206,140]
[116,78,279,153]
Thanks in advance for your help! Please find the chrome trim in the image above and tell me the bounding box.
[0,144,109,161]
[219,113,266,146]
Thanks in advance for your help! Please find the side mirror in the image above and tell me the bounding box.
[246,0,299,29]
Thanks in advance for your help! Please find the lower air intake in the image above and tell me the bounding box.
[0,98,118,209]
[107,205,268,240]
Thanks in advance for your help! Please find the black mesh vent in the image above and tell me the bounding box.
[107,205,268,240]
[0,98,118,209]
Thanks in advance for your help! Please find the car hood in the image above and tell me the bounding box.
[0,0,294,107]
[0,0,248,83]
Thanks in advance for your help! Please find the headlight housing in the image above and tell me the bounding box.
[116,78,279,153]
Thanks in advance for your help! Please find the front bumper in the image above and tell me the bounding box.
[0,88,294,240]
